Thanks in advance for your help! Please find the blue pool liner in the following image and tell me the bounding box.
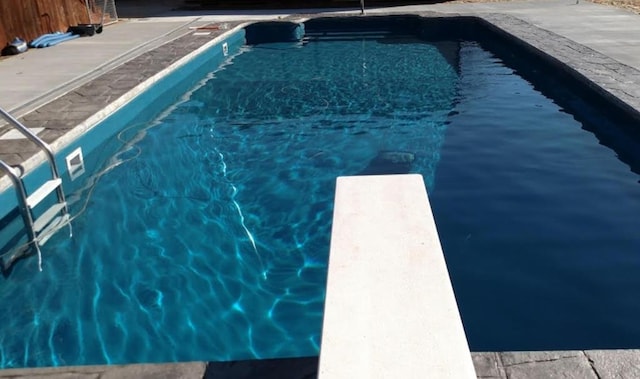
[38,32,74,48]
[245,22,305,44]
[29,32,63,48]
[44,33,80,47]
[31,34,62,48]
[30,32,75,48]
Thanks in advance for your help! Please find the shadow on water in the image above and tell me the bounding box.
[115,0,455,18]
[477,27,640,180]
[204,356,318,379]
[358,151,415,175]
[435,27,640,352]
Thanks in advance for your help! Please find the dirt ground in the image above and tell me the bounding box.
[590,0,640,13]
[450,0,640,14]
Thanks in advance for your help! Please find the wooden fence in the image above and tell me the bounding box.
[0,0,92,49]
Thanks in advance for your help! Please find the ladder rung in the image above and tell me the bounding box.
[33,202,67,233]
[26,178,62,208]
[37,213,69,246]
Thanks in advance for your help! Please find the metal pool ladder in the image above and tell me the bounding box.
[0,107,71,272]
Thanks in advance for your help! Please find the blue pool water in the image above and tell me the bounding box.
[1,29,640,367]
[433,44,640,350]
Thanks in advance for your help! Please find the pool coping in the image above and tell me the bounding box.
[1,10,640,379]
[1,349,639,378]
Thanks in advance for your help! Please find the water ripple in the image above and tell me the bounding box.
[9,35,639,367]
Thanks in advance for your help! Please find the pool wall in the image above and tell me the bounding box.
[245,21,305,44]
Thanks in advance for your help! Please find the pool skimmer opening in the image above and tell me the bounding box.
[65,147,86,181]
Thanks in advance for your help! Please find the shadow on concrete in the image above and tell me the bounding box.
[192,0,450,10]
[115,0,452,18]
[204,356,318,379]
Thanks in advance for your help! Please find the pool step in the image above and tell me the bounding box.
[33,202,67,233]
[303,31,416,42]
[26,178,62,208]
[305,30,393,37]
[38,213,70,246]
[0,106,71,274]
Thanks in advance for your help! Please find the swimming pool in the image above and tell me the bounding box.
[1,16,640,367]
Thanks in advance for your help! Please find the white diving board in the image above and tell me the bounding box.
[319,174,476,379]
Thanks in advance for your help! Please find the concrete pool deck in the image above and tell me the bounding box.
[1,0,640,377]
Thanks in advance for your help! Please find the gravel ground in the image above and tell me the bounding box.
[590,0,640,13]
[448,0,640,13]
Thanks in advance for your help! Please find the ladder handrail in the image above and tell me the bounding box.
[0,108,60,179]
[0,161,37,244]
[0,107,67,212]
